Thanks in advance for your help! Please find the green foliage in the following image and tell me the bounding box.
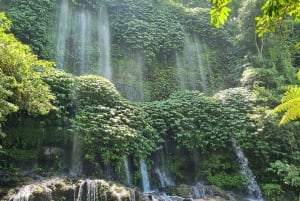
[0,12,55,138]
[143,89,254,151]
[262,183,284,201]
[42,70,75,126]
[256,0,300,37]
[106,0,185,62]
[275,83,300,125]
[207,173,247,190]
[143,91,226,150]
[6,0,56,58]
[269,160,300,188]
[70,75,161,168]
[210,0,232,28]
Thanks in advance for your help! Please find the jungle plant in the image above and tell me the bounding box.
[0,12,55,137]
[274,71,300,125]
[70,75,161,171]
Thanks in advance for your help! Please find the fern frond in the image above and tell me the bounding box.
[274,97,300,125]
[281,86,300,103]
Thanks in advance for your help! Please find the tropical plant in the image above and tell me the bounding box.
[0,12,55,136]
[70,75,161,172]
[274,71,300,125]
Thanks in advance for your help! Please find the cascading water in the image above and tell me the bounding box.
[55,1,113,175]
[97,6,112,80]
[176,34,210,94]
[56,0,70,68]
[140,158,151,192]
[191,183,206,199]
[115,51,145,101]
[155,168,174,188]
[231,138,264,201]
[10,185,32,201]
[123,156,132,186]
[77,10,92,75]
[76,180,99,201]
[10,183,52,201]
[70,133,82,176]
[55,1,112,77]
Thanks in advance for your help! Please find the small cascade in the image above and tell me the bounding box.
[115,51,145,102]
[77,10,92,75]
[10,183,52,201]
[191,183,207,199]
[97,6,112,80]
[123,156,132,186]
[155,168,174,188]
[140,158,151,192]
[129,189,136,201]
[56,0,70,68]
[70,133,82,177]
[193,36,207,93]
[87,180,99,201]
[76,180,99,201]
[55,3,112,77]
[231,138,264,201]
[10,185,32,201]
[176,34,209,93]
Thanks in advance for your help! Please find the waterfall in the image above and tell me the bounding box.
[140,158,151,192]
[77,10,92,75]
[10,184,52,201]
[56,0,70,69]
[87,180,99,201]
[155,168,174,188]
[11,185,32,201]
[70,133,82,177]
[191,183,208,199]
[123,156,132,186]
[231,138,264,201]
[176,34,209,93]
[115,51,145,101]
[76,180,99,201]
[55,3,112,78]
[97,6,112,80]
[193,36,207,93]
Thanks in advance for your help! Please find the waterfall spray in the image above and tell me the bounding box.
[231,137,264,201]
[140,158,151,192]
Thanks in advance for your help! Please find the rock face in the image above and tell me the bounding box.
[4,178,233,201]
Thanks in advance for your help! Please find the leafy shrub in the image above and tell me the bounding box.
[207,173,247,190]
[70,75,161,169]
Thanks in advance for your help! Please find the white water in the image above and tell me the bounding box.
[176,34,209,93]
[123,156,132,186]
[11,185,32,201]
[87,180,99,201]
[56,0,70,68]
[76,180,99,201]
[55,3,112,78]
[191,183,206,199]
[140,158,151,192]
[155,168,174,188]
[231,138,264,201]
[10,184,52,201]
[70,133,82,177]
[77,10,92,75]
[116,51,145,101]
[97,6,112,80]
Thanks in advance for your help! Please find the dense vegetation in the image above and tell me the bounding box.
[0,0,300,200]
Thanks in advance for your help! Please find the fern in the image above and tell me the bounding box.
[274,86,300,125]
